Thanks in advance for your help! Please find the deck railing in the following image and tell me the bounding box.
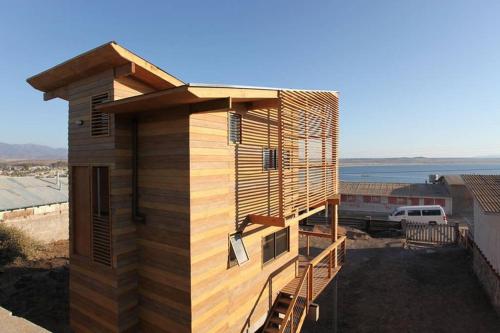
[278,235,346,333]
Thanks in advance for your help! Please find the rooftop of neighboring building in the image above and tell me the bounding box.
[0,176,68,211]
[462,175,500,214]
[340,181,451,198]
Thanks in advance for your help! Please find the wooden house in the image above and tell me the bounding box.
[27,42,345,333]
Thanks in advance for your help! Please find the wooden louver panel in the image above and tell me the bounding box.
[91,93,110,136]
[229,112,242,144]
[92,215,111,266]
[279,90,339,218]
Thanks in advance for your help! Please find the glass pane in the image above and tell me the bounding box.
[263,234,275,263]
[275,228,289,256]
[229,233,249,265]
[408,210,421,216]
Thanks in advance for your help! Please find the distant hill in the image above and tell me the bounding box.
[0,143,67,161]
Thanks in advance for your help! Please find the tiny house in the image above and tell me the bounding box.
[27,42,344,333]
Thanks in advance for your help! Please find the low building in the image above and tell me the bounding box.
[438,175,473,219]
[340,181,452,216]
[462,175,500,315]
[0,176,68,243]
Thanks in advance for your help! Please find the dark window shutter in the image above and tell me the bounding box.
[91,93,110,137]
[229,113,241,144]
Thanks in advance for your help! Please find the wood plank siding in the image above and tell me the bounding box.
[30,44,339,333]
[189,109,298,333]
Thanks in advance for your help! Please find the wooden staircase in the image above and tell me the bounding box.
[262,292,307,333]
[261,235,347,333]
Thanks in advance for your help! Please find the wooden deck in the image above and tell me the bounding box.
[281,255,341,300]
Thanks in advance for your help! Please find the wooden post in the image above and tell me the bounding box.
[331,202,338,268]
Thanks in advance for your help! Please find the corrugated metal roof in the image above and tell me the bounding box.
[340,181,450,198]
[462,175,500,214]
[0,176,68,211]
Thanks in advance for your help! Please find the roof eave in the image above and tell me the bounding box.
[26,41,184,95]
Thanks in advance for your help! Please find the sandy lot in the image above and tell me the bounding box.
[0,240,69,333]
[302,228,500,333]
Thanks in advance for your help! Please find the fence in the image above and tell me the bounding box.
[404,222,459,244]
[338,217,401,232]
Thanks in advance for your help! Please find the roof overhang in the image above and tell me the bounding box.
[96,84,279,114]
[26,41,184,98]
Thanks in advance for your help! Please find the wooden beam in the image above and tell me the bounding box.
[114,62,136,78]
[248,214,285,227]
[247,99,280,110]
[43,86,68,101]
[190,97,231,113]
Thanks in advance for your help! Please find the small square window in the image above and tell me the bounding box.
[263,149,278,170]
[262,227,290,264]
[229,113,242,144]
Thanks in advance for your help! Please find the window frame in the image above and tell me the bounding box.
[263,148,278,171]
[228,232,249,268]
[262,227,290,265]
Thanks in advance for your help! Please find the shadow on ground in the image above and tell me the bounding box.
[302,230,500,333]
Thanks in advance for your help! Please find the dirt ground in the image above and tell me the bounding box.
[302,227,500,333]
[0,240,69,333]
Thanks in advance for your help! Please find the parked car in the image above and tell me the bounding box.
[388,205,448,225]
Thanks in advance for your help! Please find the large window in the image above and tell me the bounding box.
[262,227,290,264]
[229,113,242,144]
[263,148,278,170]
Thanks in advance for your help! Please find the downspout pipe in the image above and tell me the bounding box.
[132,117,145,224]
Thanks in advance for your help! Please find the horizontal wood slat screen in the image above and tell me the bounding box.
[279,90,339,219]
[236,90,338,226]
[91,93,110,136]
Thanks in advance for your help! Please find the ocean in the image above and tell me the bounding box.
[339,163,500,183]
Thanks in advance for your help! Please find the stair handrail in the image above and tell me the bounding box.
[278,264,311,333]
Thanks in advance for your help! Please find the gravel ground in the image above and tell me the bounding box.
[302,227,500,333]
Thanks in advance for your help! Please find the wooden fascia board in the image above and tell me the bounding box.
[187,86,278,100]
[248,214,286,227]
[111,43,184,87]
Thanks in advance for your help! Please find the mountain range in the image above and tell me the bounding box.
[0,142,67,161]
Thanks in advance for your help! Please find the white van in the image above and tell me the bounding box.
[388,205,447,225]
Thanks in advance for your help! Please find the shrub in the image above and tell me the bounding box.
[0,224,43,265]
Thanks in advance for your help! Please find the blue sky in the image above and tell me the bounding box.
[0,0,499,158]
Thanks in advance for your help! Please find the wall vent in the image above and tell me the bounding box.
[91,93,110,137]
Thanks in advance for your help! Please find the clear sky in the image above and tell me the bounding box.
[0,0,499,158]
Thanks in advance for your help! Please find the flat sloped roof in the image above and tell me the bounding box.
[462,175,500,214]
[340,181,450,198]
[0,177,68,211]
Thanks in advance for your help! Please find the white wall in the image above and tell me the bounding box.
[474,199,500,273]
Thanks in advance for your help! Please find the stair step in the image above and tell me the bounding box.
[278,297,291,305]
[264,328,279,333]
[269,315,283,325]
[275,305,288,314]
